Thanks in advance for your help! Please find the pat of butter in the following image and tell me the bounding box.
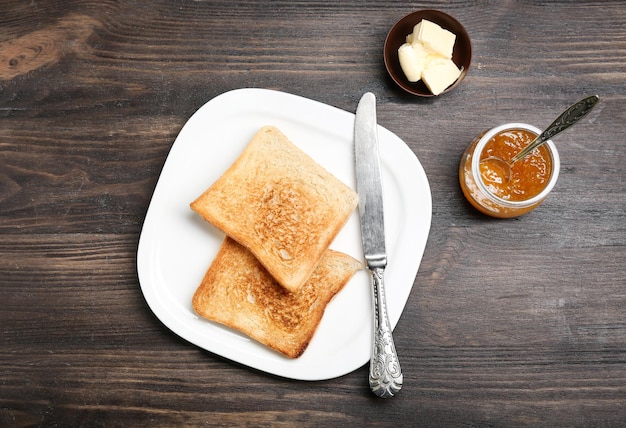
[412,19,456,58]
[421,57,462,96]
[398,43,428,82]
[397,19,462,95]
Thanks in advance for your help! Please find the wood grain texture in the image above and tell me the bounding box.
[1,1,625,426]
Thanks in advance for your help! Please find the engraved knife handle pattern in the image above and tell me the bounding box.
[369,267,403,398]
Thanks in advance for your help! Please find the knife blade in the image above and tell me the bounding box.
[354,92,403,398]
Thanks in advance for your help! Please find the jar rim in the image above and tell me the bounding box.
[470,123,560,208]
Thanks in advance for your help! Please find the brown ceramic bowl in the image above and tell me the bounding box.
[384,10,472,97]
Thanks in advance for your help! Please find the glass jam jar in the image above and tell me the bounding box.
[459,123,560,218]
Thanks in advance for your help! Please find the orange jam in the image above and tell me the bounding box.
[459,124,560,218]
[479,129,552,201]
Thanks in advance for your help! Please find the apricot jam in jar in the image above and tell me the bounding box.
[459,123,560,218]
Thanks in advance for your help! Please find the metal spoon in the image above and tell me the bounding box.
[481,95,599,183]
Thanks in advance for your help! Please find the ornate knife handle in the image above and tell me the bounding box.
[369,267,403,398]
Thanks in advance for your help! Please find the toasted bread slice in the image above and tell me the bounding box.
[192,237,361,358]
[190,126,358,293]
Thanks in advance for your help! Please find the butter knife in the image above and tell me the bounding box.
[354,92,403,398]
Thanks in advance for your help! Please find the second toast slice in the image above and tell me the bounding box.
[192,237,361,358]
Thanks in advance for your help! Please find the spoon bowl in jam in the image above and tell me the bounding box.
[481,95,599,185]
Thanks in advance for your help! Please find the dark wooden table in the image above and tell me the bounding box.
[2,1,625,426]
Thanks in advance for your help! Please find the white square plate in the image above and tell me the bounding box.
[137,88,431,380]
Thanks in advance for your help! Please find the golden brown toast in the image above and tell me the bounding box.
[192,237,361,358]
[190,126,358,293]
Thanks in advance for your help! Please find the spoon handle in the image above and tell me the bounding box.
[509,95,599,164]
